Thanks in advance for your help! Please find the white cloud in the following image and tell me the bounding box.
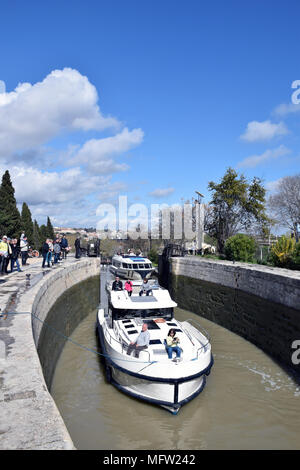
[2,164,111,206]
[0,68,120,159]
[0,69,145,227]
[149,187,175,198]
[274,102,300,116]
[265,178,282,192]
[237,145,291,168]
[68,127,144,173]
[240,120,288,142]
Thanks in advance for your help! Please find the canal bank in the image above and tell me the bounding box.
[169,257,300,378]
[0,256,100,450]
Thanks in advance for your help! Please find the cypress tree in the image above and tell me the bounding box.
[21,202,34,244]
[46,216,55,240]
[39,224,48,243]
[0,170,21,237]
[32,220,42,251]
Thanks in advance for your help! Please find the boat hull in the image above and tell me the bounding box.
[97,318,213,413]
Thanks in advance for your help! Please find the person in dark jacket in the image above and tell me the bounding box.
[10,239,22,272]
[42,239,50,268]
[112,276,123,291]
[60,234,69,259]
[75,236,81,259]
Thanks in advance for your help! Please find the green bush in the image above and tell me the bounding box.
[290,242,300,270]
[225,234,256,262]
[148,248,159,265]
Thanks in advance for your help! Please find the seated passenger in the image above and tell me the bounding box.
[165,329,182,360]
[125,279,133,297]
[139,279,152,296]
[127,323,150,358]
[112,276,123,291]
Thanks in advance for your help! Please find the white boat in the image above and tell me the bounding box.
[96,279,213,414]
[109,252,155,280]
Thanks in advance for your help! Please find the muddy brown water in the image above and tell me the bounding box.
[50,274,300,450]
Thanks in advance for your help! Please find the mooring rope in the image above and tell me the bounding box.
[0,310,158,366]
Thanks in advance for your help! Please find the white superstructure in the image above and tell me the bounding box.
[97,279,213,414]
[109,253,155,280]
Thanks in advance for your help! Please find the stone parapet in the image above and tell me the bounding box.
[0,257,100,450]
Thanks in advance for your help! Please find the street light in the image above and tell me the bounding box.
[194,191,204,252]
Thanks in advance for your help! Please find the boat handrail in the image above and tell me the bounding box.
[179,318,211,356]
[103,319,151,362]
[103,321,128,353]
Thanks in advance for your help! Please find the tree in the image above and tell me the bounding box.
[206,168,269,253]
[268,174,300,241]
[21,202,34,243]
[39,224,48,243]
[46,216,55,240]
[32,220,42,251]
[0,170,21,237]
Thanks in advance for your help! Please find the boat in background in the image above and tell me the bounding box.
[109,252,155,280]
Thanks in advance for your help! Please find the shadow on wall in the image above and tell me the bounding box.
[170,273,300,383]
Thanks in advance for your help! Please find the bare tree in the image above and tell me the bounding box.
[268,174,300,241]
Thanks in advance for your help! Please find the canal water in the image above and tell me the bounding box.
[50,272,300,450]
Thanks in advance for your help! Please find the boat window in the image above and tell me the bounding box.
[145,264,151,269]
[112,307,173,321]
[138,264,145,269]
[122,263,128,268]
[127,264,133,269]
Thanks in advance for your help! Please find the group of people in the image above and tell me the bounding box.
[126,323,182,361]
[0,232,30,275]
[112,276,153,297]
[41,235,69,268]
[111,275,182,361]
[0,232,70,275]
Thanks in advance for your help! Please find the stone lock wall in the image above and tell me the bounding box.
[170,257,300,378]
[0,258,100,450]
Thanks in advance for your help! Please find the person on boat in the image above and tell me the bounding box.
[139,278,152,296]
[127,323,150,358]
[165,329,182,360]
[124,279,133,297]
[112,276,123,291]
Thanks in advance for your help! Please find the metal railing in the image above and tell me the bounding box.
[103,320,151,362]
[178,318,211,358]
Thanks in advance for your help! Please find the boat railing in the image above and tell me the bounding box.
[103,321,151,362]
[179,318,211,357]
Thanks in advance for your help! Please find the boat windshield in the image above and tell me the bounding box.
[113,307,173,321]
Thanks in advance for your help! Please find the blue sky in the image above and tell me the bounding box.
[0,0,300,227]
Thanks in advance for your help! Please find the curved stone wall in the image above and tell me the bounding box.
[170,257,300,379]
[0,258,100,450]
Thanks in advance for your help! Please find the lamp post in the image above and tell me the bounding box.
[195,191,204,253]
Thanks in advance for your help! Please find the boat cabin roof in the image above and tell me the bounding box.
[107,281,177,310]
[112,254,151,264]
